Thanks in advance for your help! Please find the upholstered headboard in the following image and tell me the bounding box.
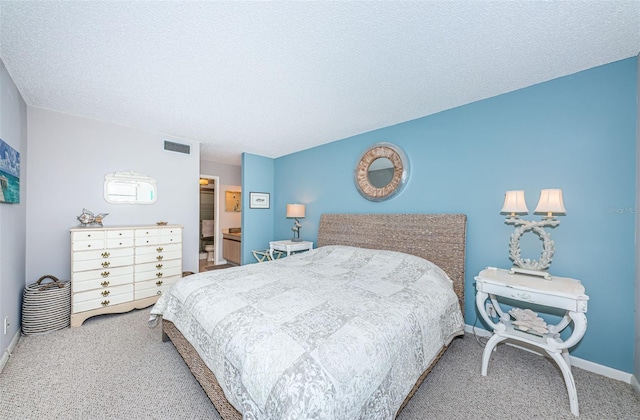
[317,213,467,315]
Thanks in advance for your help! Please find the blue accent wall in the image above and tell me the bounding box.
[268,58,638,373]
[241,153,275,265]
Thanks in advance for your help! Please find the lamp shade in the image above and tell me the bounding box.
[501,190,528,214]
[286,204,305,218]
[535,189,566,216]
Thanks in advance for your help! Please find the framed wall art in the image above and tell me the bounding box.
[249,192,270,209]
[225,191,241,212]
[0,138,20,204]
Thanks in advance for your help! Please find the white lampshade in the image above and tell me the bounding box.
[534,189,566,217]
[501,190,528,215]
[286,204,305,218]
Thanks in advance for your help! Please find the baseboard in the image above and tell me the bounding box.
[465,324,633,384]
[569,353,633,383]
[631,374,640,396]
[0,330,21,373]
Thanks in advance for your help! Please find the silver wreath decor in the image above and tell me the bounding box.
[506,218,558,271]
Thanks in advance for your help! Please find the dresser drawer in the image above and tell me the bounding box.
[159,227,181,236]
[135,258,181,273]
[135,228,159,238]
[73,255,134,272]
[73,247,133,262]
[135,236,159,246]
[73,283,133,304]
[136,250,182,265]
[106,237,135,248]
[159,233,182,244]
[73,289,134,313]
[72,265,133,283]
[72,273,133,293]
[135,287,166,300]
[136,276,179,291]
[106,229,134,239]
[135,281,176,300]
[135,266,182,282]
[135,227,160,246]
[135,243,182,256]
[72,239,105,251]
[72,230,105,241]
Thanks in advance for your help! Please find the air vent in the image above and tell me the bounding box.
[163,140,191,155]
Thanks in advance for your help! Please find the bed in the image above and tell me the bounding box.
[150,213,467,419]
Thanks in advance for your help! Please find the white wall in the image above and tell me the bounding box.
[201,159,241,186]
[0,59,27,361]
[200,159,241,263]
[26,108,201,283]
[220,186,242,232]
[635,51,640,395]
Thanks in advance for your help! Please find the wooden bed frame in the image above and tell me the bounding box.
[162,213,467,419]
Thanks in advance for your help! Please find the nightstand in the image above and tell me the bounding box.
[251,249,285,262]
[475,267,589,417]
[269,240,313,259]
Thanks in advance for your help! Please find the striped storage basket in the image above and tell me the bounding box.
[22,275,71,335]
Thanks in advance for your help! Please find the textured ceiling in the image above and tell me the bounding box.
[1,1,639,165]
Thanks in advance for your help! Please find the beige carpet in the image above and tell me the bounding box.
[1,308,638,419]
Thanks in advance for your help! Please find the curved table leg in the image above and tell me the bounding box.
[561,349,571,368]
[481,333,508,376]
[547,350,579,417]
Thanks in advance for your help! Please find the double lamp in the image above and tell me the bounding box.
[501,189,566,280]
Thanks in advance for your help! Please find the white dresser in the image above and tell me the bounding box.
[70,224,183,327]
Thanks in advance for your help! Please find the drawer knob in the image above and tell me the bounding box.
[87,244,91,248]
[156,280,163,286]
[157,291,162,295]
[156,272,163,278]
[101,290,110,297]
[101,252,110,258]
[100,280,110,287]
[101,261,110,268]
[156,255,163,261]
[101,300,110,307]
[156,264,163,269]
[156,247,164,252]
[101,271,110,278]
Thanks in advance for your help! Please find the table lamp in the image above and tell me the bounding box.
[286,204,305,242]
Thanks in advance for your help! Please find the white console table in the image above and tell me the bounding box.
[475,267,589,417]
[269,240,313,259]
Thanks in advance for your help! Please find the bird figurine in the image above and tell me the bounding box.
[291,218,302,241]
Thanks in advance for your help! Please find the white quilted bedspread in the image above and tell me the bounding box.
[150,245,464,419]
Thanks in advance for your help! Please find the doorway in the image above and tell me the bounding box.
[199,175,220,272]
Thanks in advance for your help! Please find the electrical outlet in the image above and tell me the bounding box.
[3,316,8,334]
[485,303,497,318]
